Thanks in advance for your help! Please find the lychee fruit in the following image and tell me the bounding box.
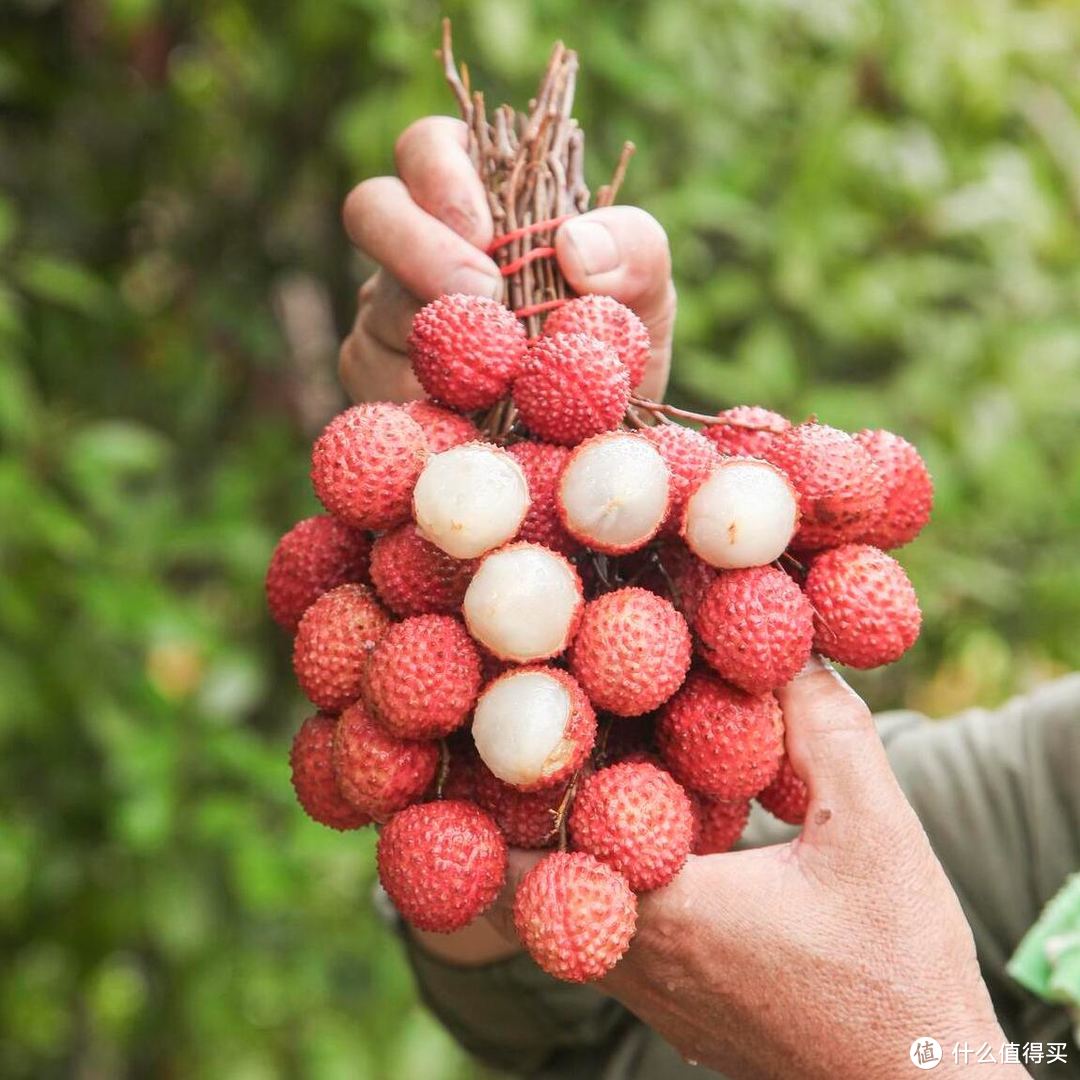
[472,765,567,849]
[403,399,481,453]
[289,713,372,831]
[804,544,921,668]
[332,701,438,820]
[703,405,791,457]
[568,588,691,716]
[513,851,637,983]
[407,293,527,411]
[463,542,583,663]
[694,566,814,694]
[377,800,507,932]
[471,667,596,791]
[513,333,631,446]
[681,457,798,569]
[506,440,578,556]
[762,423,885,550]
[311,403,427,530]
[558,432,670,554]
[412,442,530,559]
[266,515,372,633]
[756,754,808,825]
[368,523,477,618]
[691,796,750,855]
[657,670,784,800]
[292,583,392,711]
[568,760,694,892]
[853,429,933,549]
[641,425,721,537]
[542,295,651,387]
[361,614,482,739]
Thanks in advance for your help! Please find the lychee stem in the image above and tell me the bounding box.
[435,738,451,798]
[629,395,789,430]
[550,771,581,851]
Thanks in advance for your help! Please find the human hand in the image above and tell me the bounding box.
[339,116,676,404]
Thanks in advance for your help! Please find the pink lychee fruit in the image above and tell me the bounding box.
[703,405,791,457]
[403,399,481,453]
[852,429,933,550]
[641,424,721,537]
[756,753,809,825]
[368,523,477,618]
[542,294,651,387]
[289,713,372,831]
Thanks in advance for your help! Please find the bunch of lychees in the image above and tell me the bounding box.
[266,25,933,985]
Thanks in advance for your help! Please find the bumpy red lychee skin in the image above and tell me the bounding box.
[568,761,694,892]
[513,333,631,446]
[642,425,721,537]
[368,524,477,617]
[761,422,885,551]
[756,754,808,825]
[703,405,791,457]
[853,429,934,550]
[289,714,372,831]
[403,400,481,453]
[362,615,482,739]
[513,851,637,983]
[568,588,692,717]
[542,295,651,387]
[292,584,393,711]
[332,701,438,821]
[407,294,528,411]
[804,544,922,668]
[472,764,565,849]
[507,441,578,556]
[694,566,814,694]
[266,515,372,633]
[691,796,750,855]
[377,800,508,933]
[656,670,784,800]
[311,403,428,530]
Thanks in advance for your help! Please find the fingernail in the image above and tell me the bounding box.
[562,219,620,276]
[448,266,504,301]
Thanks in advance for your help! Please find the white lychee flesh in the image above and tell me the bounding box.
[472,671,575,787]
[413,442,530,559]
[463,543,582,662]
[559,433,669,553]
[682,458,798,568]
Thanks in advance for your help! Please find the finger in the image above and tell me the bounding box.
[358,270,424,354]
[338,309,424,404]
[395,116,493,248]
[343,176,503,302]
[484,848,543,944]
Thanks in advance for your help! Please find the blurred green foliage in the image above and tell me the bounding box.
[1,0,1078,1075]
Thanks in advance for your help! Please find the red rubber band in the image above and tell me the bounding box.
[486,214,574,255]
[498,246,556,277]
[514,298,569,319]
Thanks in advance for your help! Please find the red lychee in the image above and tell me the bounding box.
[853,429,933,550]
[289,713,372,831]
[507,440,578,556]
[804,544,921,668]
[472,764,566,849]
[368,523,477,617]
[641,425,721,537]
[292,583,392,711]
[311,403,427,530]
[691,796,750,854]
[756,754,808,825]
[703,405,791,457]
[542,294,650,387]
[513,851,637,983]
[408,294,527,411]
[266,515,371,633]
[403,399,481,453]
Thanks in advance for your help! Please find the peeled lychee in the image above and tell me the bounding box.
[377,800,507,932]
[692,796,750,854]
[368,524,476,618]
[513,333,631,446]
[694,566,814,694]
[542,295,650,387]
[641,425,721,537]
[362,614,482,739]
[507,441,578,556]
[289,713,372,831]
[558,432,670,554]
[681,457,798,569]
[756,754,808,825]
[463,542,583,663]
[762,423,885,551]
[471,667,596,791]
[804,544,921,668]
[853,429,933,549]
[413,442,530,560]
[266,515,371,633]
[403,399,481,453]
[657,671,784,800]
[472,765,567,849]
[292,583,392,711]
[568,587,691,716]
[513,851,637,983]
[703,405,791,457]
[568,760,694,892]
[311,403,427,530]
[332,701,438,820]
[408,294,527,411]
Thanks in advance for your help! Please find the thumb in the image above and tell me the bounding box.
[776,657,905,842]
